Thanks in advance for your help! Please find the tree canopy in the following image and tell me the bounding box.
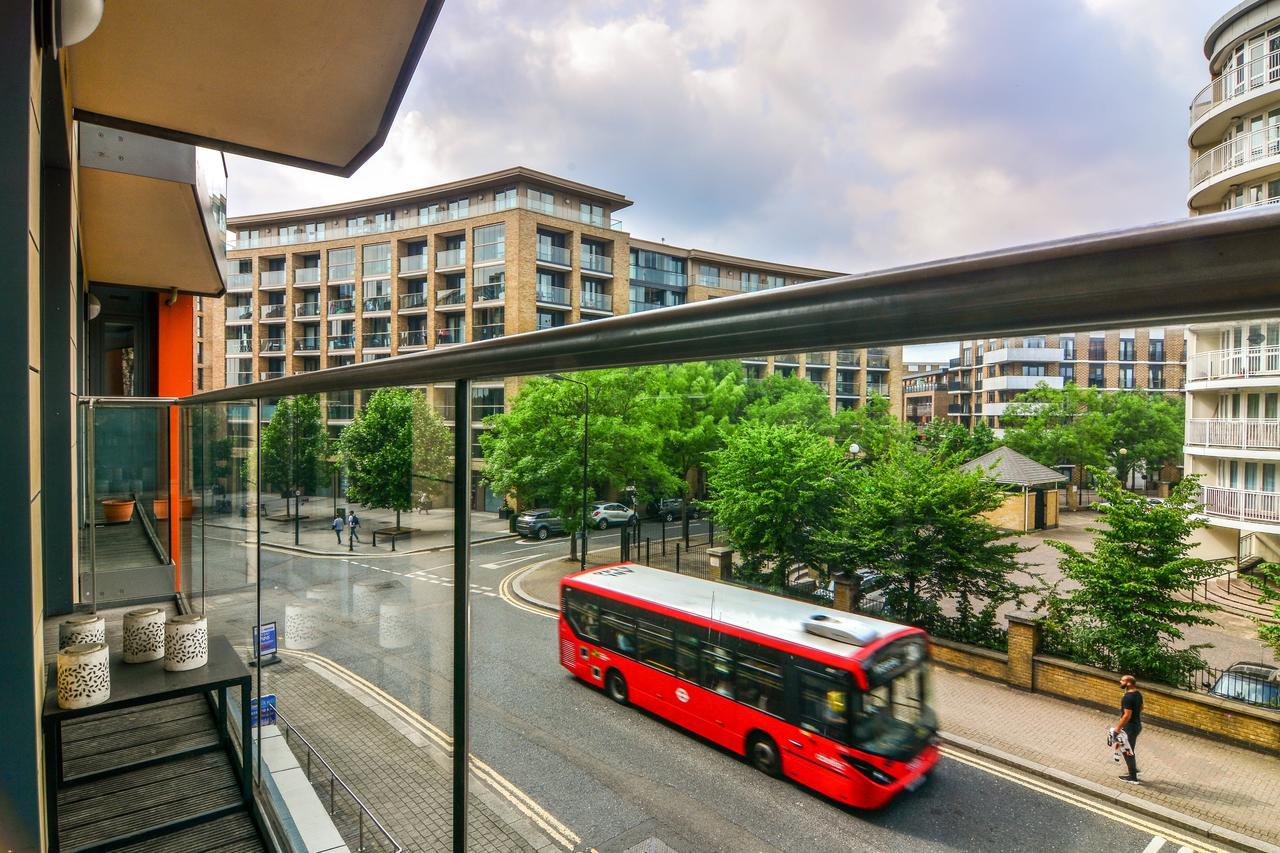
[260,395,328,511]
[653,361,745,491]
[920,418,997,463]
[738,373,834,431]
[830,393,914,462]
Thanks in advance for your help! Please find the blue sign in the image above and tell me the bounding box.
[253,622,277,657]
[250,694,277,727]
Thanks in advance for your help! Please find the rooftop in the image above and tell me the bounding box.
[961,447,1066,488]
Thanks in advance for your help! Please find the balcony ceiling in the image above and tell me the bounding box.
[67,0,443,176]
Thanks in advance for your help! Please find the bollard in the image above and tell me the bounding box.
[645,537,650,564]
[676,543,681,573]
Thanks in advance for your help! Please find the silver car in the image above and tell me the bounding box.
[590,501,636,529]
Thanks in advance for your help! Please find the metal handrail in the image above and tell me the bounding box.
[274,707,403,852]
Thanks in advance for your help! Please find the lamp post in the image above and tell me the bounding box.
[551,374,589,571]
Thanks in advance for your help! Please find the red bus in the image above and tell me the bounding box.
[559,563,939,809]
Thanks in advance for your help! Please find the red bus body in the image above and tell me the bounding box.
[559,563,940,809]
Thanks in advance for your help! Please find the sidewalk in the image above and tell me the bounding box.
[207,506,515,556]
[514,556,1280,850]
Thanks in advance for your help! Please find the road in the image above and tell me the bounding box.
[194,521,1221,852]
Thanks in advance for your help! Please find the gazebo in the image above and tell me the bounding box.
[960,447,1066,532]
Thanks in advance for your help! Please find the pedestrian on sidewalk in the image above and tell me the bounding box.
[347,510,361,543]
[1112,674,1144,784]
[332,513,345,544]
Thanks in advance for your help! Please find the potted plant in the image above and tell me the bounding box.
[102,498,135,524]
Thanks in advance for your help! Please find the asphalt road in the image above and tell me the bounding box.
[195,523,1214,852]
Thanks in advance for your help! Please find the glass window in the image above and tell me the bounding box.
[527,188,555,214]
[1060,363,1075,385]
[675,632,699,681]
[362,242,391,277]
[565,590,600,641]
[698,265,720,287]
[1088,364,1105,388]
[741,271,762,292]
[1149,365,1164,389]
[1265,464,1277,493]
[447,197,469,220]
[797,671,849,743]
[1266,393,1279,419]
[699,644,735,699]
[579,202,605,227]
[629,250,688,287]
[474,223,505,263]
[765,274,785,290]
[1119,365,1134,389]
[1060,335,1076,359]
[494,186,517,211]
[735,653,783,717]
[637,620,675,674]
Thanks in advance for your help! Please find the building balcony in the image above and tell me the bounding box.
[1189,129,1280,209]
[399,254,429,275]
[294,267,321,286]
[260,269,286,289]
[536,284,571,307]
[363,333,391,350]
[866,357,890,370]
[581,291,612,313]
[328,263,355,282]
[835,383,858,397]
[947,380,972,393]
[362,296,392,314]
[866,382,890,397]
[328,298,354,316]
[1187,418,1280,452]
[474,322,504,341]
[809,379,829,393]
[630,300,666,313]
[536,244,572,268]
[399,291,429,312]
[805,352,830,366]
[582,253,613,276]
[225,338,253,354]
[437,327,465,346]
[1188,346,1280,384]
[259,304,287,322]
[630,267,688,288]
[328,334,355,351]
[436,248,466,270]
[400,329,429,349]
[436,288,466,310]
[1189,46,1280,148]
[982,375,1064,392]
[328,403,355,421]
[294,338,321,353]
[474,283,504,304]
[227,371,254,386]
[981,347,1065,365]
[259,339,285,354]
[226,305,253,323]
[294,302,321,318]
[260,369,285,381]
[1201,484,1280,526]
[227,272,253,292]
[836,351,860,367]
[947,403,972,415]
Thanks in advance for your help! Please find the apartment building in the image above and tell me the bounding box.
[202,168,903,503]
[1184,0,1280,563]
[899,364,949,429]
[944,331,1185,431]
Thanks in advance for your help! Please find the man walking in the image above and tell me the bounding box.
[332,513,345,545]
[347,510,361,544]
[1113,674,1144,784]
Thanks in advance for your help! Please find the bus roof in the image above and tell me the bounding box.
[565,564,913,663]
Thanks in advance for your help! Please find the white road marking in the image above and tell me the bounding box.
[1141,838,1166,853]
[481,557,527,569]
[1176,847,1193,853]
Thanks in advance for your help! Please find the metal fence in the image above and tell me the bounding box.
[1188,666,1280,711]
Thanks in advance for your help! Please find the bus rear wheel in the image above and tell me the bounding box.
[748,734,781,778]
[606,670,628,705]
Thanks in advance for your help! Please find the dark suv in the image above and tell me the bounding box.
[515,509,565,541]
[649,498,700,522]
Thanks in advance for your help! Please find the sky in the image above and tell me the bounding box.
[227,0,1218,361]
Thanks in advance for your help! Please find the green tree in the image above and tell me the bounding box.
[259,395,328,529]
[830,392,913,462]
[654,361,745,494]
[703,421,847,587]
[480,369,681,559]
[820,440,1029,646]
[1257,563,1280,658]
[1003,383,1112,485]
[1043,471,1223,685]
[968,421,998,460]
[339,387,444,530]
[411,392,453,515]
[738,372,833,431]
[1103,392,1185,486]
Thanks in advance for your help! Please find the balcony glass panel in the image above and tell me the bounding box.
[400,329,429,347]
[261,270,286,287]
[227,273,253,291]
[537,244,571,266]
[400,254,429,274]
[436,288,466,307]
[225,338,253,354]
[295,302,321,318]
[437,248,466,268]
[260,304,286,320]
[536,284,571,305]
[328,299,354,316]
[328,263,356,281]
[474,323,504,341]
[475,283,505,303]
[328,334,355,350]
[260,339,285,353]
[295,267,321,284]
[226,305,254,322]
[364,333,391,349]
[582,253,613,274]
[294,338,321,352]
[437,327,465,345]
[581,291,612,312]
[363,296,392,313]
[400,291,429,310]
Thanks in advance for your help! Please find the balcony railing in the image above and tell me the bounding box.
[437,327,465,345]
[1187,418,1280,450]
[436,248,466,269]
[805,352,830,366]
[1189,346,1280,381]
[947,380,971,392]
[227,273,253,291]
[773,353,799,365]
[294,338,321,352]
[809,379,829,393]
[630,300,665,313]
[436,288,465,307]
[437,402,506,422]
[328,263,355,281]
[399,254,428,274]
[328,334,355,351]
[294,302,320,318]
[474,283,504,303]
[295,267,321,285]
[474,322,505,341]
[227,371,254,386]
[260,339,284,353]
[226,305,253,323]
[400,329,429,348]
[947,403,972,415]
[536,244,571,266]
[399,291,428,311]
[536,284,571,306]
[328,299,354,316]
[630,267,688,288]
[835,351,859,367]
[581,291,612,312]
[328,403,355,420]
[225,338,253,354]
[260,304,286,320]
[1190,46,1280,125]
[866,358,890,370]
[582,253,613,275]
[1190,127,1280,190]
[260,270,286,287]
[363,296,392,313]
[364,333,391,349]
[260,370,285,381]
[1201,484,1280,524]
[866,382,890,397]
[835,383,858,396]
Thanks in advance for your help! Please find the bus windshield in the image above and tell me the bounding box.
[853,662,936,761]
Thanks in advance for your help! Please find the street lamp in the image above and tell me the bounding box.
[550,373,589,572]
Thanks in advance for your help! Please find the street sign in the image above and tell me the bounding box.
[249,622,281,667]
[250,693,277,727]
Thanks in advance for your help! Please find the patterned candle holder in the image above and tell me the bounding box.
[122,607,166,663]
[57,642,110,709]
[378,600,413,650]
[58,615,106,650]
[285,602,322,650]
[352,579,386,624]
[305,583,342,618]
[164,614,209,672]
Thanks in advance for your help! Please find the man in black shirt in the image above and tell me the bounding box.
[1113,674,1144,784]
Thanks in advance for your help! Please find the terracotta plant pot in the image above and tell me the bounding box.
[179,496,194,518]
[102,499,135,524]
[153,498,168,520]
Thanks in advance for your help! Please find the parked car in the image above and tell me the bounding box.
[814,569,889,608]
[591,501,637,529]
[515,509,565,541]
[1206,662,1280,707]
[649,497,700,522]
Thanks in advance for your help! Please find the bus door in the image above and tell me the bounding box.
[788,668,854,799]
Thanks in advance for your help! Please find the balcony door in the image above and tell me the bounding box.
[87,285,156,397]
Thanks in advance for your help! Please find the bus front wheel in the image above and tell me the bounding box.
[748,733,781,778]
[606,670,628,705]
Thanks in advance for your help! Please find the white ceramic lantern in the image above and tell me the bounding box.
[285,602,322,650]
[59,615,106,650]
[122,607,166,663]
[57,642,110,709]
[164,614,209,672]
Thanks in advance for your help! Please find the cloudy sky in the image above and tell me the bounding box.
[228,0,1217,360]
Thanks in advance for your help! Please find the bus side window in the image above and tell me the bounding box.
[599,606,636,657]
[675,633,699,682]
[736,654,783,716]
[565,590,600,641]
[637,619,675,673]
[699,644,735,699]
[797,671,850,743]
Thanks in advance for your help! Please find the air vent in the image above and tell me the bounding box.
[803,613,877,646]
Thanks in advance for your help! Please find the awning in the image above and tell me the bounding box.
[67,0,443,176]
[78,124,227,295]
